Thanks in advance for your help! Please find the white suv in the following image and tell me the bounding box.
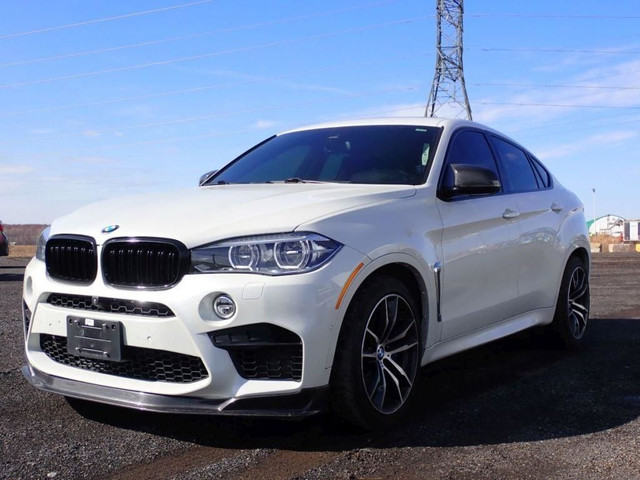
[22,118,590,429]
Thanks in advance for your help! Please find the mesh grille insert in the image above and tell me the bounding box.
[47,293,175,317]
[210,324,303,382]
[40,334,208,383]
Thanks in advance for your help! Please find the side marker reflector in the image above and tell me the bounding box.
[335,262,364,310]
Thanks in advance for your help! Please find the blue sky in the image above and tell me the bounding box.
[1,0,639,224]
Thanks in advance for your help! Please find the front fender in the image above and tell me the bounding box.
[325,250,441,369]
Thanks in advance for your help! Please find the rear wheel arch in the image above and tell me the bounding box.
[568,246,590,273]
[548,251,590,349]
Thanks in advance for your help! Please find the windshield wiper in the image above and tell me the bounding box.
[264,178,348,184]
[264,178,310,184]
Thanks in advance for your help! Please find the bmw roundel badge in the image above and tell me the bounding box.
[101,225,120,234]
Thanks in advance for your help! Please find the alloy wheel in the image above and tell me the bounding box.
[567,266,589,339]
[361,294,419,414]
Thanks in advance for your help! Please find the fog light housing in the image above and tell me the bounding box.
[213,294,236,319]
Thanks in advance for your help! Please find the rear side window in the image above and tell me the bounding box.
[440,130,500,192]
[490,136,538,193]
[530,156,552,189]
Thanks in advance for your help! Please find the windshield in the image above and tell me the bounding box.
[206,125,441,185]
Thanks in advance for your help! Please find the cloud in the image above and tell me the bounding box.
[335,102,425,120]
[472,55,640,134]
[536,130,637,160]
[64,156,115,164]
[172,67,352,95]
[0,165,35,175]
[254,119,278,129]
[0,165,36,196]
[29,128,55,135]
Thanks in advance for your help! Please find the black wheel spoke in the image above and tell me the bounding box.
[365,361,383,398]
[370,364,387,410]
[386,340,418,356]
[381,363,405,402]
[365,327,380,344]
[381,296,399,343]
[386,322,414,345]
[385,355,413,388]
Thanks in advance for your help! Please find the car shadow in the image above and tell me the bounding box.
[72,317,640,451]
[0,272,24,282]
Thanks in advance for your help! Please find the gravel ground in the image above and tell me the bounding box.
[1,254,639,480]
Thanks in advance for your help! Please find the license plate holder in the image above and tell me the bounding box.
[67,316,123,362]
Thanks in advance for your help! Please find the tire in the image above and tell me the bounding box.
[549,256,590,349]
[330,275,421,430]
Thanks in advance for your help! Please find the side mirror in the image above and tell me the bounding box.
[441,164,501,199]
[199,170,218,186]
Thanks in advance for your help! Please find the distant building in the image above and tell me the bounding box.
[587,214,625,236]
[623,220,640,242]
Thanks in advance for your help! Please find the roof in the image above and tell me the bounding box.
[280,117,488,135]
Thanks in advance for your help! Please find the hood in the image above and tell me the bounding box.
[50,184,416,247]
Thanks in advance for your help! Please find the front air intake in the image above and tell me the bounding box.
[210,324,303,382]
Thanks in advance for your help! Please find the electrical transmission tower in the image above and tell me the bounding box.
[425,0,472,120]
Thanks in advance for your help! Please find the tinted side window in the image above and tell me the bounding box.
[440,130,500,191]
[490,137,538,193]
[530,156,552,189]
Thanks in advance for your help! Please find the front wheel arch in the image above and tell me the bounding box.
[329,271,426,429]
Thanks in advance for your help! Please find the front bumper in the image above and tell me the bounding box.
[22,363,328,416]
[22,246,365,412]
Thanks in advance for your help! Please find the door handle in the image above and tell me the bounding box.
[502,208,520,220]
[551,202,563,213]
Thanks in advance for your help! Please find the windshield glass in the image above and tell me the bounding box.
[207,125,441,185]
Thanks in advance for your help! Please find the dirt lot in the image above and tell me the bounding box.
[7,245,36,258]
[1,254,639,480]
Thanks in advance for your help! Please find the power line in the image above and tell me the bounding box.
[471,47,640,54]
[0,52,427,117]
[480,101,640,110]
[467,13,640,20]
[0,0,216,40]
[0,86,417,158]
[0,0,399,68]
[0,16,430,89]
[508,110,640,137]
[0,85,419,146]
[470,82,640,91]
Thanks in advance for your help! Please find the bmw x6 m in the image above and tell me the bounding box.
[22,118,590,429]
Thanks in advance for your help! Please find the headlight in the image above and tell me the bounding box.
[35,226,51,261]
[191,232,342,275]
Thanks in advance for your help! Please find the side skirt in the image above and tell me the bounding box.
[421,307,555,365]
